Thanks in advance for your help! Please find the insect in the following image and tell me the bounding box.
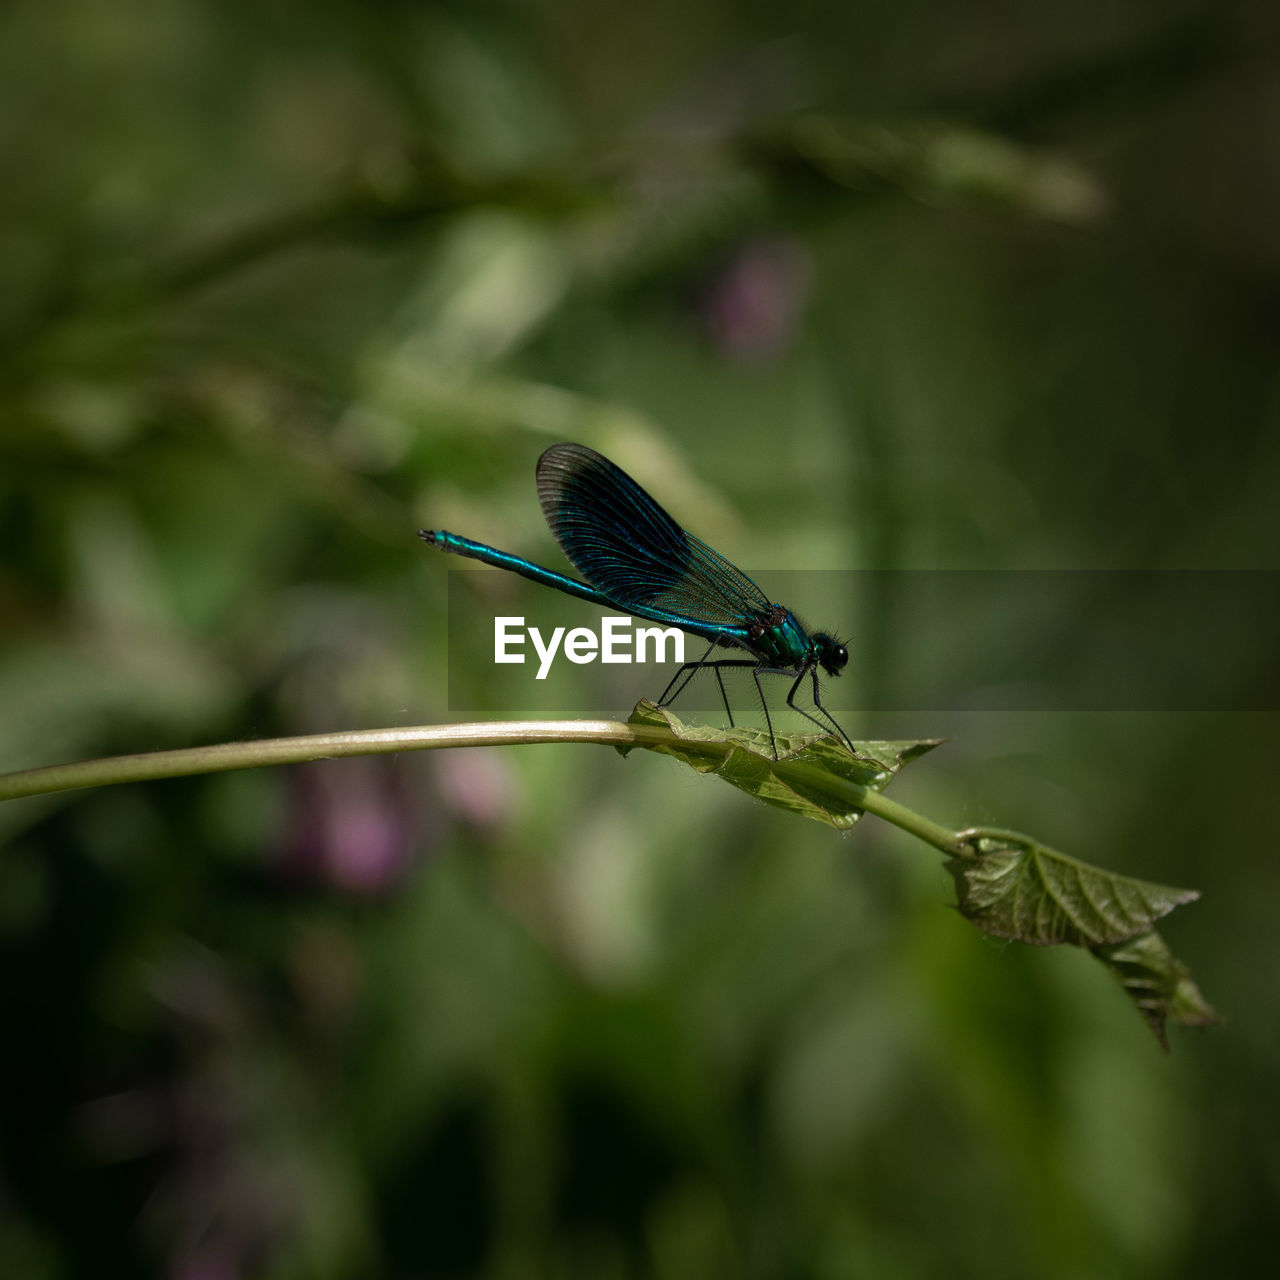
[419,442,852,758]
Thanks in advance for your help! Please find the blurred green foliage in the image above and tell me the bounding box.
[2,1,1278,1276]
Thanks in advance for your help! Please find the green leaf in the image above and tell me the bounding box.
[622,703,1216,1048]
[945,830,1199,947]
[1092,930,1224,1049]
[621,700,941,830]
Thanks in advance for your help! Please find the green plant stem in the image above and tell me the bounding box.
[844,787,972,856]
[0,718,970,855]
[746,753,969,855]
[0,720,666,802]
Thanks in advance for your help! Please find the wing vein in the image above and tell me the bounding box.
[535,444,771,631]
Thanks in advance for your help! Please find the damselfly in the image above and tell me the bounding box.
[420,443,852,758]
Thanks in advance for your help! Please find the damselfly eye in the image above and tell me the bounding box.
[812,634,848,677]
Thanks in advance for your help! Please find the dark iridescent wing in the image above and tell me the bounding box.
[535,443,771,631]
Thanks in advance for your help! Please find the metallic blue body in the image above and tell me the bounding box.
[420,530,808,660]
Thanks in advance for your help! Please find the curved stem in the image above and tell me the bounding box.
[852,789,973,857]
[0,719,971,858]
[0,720,672,803]
[770,757,969,855]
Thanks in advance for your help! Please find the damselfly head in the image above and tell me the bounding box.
[812,633,848,678]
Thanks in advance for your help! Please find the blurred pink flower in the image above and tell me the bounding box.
[699,236,812,362]
[275,755,429,895]
[434,747,521,832]
[174,1251,237,1280]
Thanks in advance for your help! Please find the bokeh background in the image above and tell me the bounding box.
[2,1,1278,1276]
